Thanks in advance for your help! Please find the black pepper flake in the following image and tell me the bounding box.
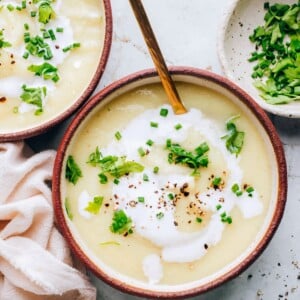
[55,45,60,49]
[114,194,118,199]
[204,244,208,250]
[247,274,253,280]
[188,220,191,224]
[11,61,16,64]
[104,203,110,207]
[0,97,6,103]
[183,191,190,197]
[174,221,178,226]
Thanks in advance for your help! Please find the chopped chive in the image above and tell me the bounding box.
[16,6,22,11]
[150,121,158,128]
[216,204,222,211]
[212,177,222,187]
[236,190,243,196]
[231,183,239,193]
[143,173,149,182]
[138,147,146,157]
[196,217,202,223]
[31,11,37,17]
[56,27,64,33]
[138,196,145,203]
[115,131,122,141]
[246,186,254,193]
[7,4,14,11]
[23,52,29,59]
[153,166,159,174]
[62,43,81,52]
[226,216,233,224]
[48,29,56,40]
[156,212,164,219]
[166,138,172,148]
[146,139,154,146]
[220,212,227,218]
[113,178,120,185]
[168,193,174,200]
[22,1,26,9]
[24,23,29,30]
[174,123,182,130]
[160,108,168,117]
[98,173,108,184]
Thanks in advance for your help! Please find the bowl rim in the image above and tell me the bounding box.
[0,0,113,142]
[52,66,287,299]
[217,0,300,118]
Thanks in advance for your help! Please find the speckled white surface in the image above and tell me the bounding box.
[28,0,300,299]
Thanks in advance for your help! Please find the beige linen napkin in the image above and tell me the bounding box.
[0,142,96,300]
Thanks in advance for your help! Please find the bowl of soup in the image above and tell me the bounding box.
[0,0,112,141]
[52,67,287,298]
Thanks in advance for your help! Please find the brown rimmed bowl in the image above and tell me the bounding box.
[53,67,287,299]
[0,0,112,142]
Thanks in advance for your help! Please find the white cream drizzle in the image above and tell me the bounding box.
[87,105,264,284]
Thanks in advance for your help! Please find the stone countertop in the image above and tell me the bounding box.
[28,0,300,299]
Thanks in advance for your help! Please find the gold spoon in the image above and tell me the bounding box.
[129,0,187,114]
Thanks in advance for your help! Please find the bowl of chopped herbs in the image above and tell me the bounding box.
[218,0,300,117]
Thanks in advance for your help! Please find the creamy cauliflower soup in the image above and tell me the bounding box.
[0,0,107,134]
[62,82,274,286]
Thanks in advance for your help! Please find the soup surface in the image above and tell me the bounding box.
[63,82,273,286]
[0,0,105,133]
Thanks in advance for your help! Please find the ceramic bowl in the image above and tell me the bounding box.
[53,67,287,298]
[0,0,112,142]
[218,0,299,118]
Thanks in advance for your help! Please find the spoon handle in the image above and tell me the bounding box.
[129,0,187,114]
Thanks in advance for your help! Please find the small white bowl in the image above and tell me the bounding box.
[218,0,300,118]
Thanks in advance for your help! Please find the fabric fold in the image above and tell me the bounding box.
[0,142,96,300]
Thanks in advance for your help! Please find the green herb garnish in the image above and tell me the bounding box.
[146,139,154,146]
[153,166,159,174]
[36,1,55,24]
[65,198,73,220]
[24,34,53,60]
[231,183,243,196]
[98,173,108,184]
[28,62,59,82]
[85,196,104,215]
[143,173,149,182]
[160,108,169,117]
[0,29,11,49]
[115,131,122,141]
[110,210,133,235]
[212,176,222,187]
[248,2,300,104]
[65,155,82,184]
[150,121,158,128]
[222,116,244,156]
[87,147,144,180]
[174,123,182,130]
[100,241,120,246]
[20,85,47,115]
[196,217,203,223]
[62,42,80,52]
[156,212,164,219]
[166,140,209,176]
[138,196,145,203]
[138,147,146,157]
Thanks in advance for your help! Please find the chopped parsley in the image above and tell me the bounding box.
[65,155,82,185]
[27,62,60,82]
[85,196,104,215]
[110,210,133,235]
[222,116,244,156]
[64,198,73,220]
[248,2,300,104]
[87,147,144,180]
[20,85,47,115]
[98,173,108,184]
[166,140,209,176]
